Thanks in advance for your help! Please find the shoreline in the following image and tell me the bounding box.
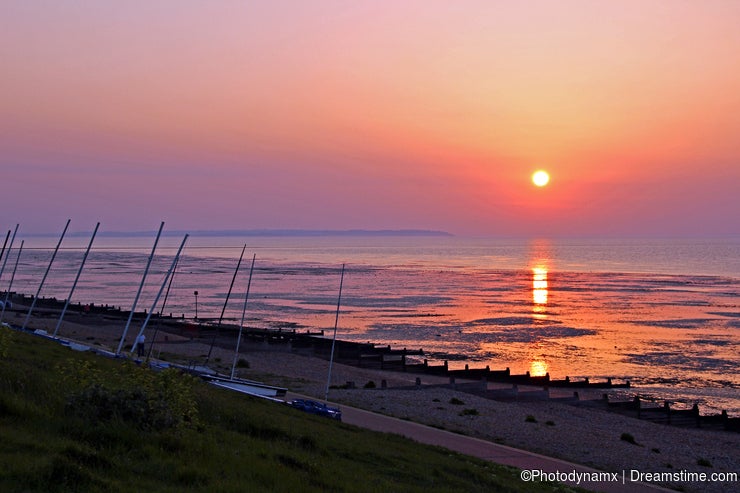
[4,302,739,493]
[4,292,736,414]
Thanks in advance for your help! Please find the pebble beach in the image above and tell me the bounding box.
[242,351,739,493]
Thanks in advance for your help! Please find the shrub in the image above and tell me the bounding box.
[0,325,14,358]
[697,458,712,468]
[545,420,555,426]
[61,360,199,430]
[459,408,479,416]
[236,358,250,368]
[620,432,638,445]
[449,398,465,405]
[363,380,376,389]
[525,415,537,423]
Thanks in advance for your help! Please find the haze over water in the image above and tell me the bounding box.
[5,234,739,414]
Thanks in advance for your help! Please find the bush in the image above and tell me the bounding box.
[620,432,638,445]
[459,408,479,416]
[363,380,376,389]
[449,398,465,405]
[525,415,537,423]
[61,359,199,430]
[697,458,712,468]
[0,325,13,358]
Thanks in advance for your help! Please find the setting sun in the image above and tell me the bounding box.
[532,170,550,187]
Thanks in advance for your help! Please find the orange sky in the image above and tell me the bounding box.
[2,1,739,236]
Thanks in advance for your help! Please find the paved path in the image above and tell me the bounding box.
[287,393,674,493]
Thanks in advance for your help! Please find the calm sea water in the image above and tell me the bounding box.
[3,235,739,413]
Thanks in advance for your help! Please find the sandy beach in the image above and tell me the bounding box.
[9,306,740,493]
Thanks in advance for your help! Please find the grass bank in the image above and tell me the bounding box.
[0,326,579,492]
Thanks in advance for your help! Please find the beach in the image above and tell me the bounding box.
[9,305,740,493]
[9,236,740,417]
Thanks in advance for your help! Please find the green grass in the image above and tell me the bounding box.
[0,326,582,492]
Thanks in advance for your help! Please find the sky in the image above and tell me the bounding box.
[2,0,739,237]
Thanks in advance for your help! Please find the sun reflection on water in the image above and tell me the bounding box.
[529,359,549,377]
[532,266,548,311]
[529,240,551,320]
[529,241,552,377]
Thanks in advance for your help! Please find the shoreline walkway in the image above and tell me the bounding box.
[287,392,674,493]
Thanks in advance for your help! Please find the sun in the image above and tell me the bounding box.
[532,170,550,187]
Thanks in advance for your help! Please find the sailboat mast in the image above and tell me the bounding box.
[54,222,99,337]
[231,254,256,380]
[0,229,10,264]
[22,219,70,331]
[116,222,164,355]
[130,234,189,357]
[324,263,345,402]
[145,253,181,361]
[0,240,23,324]
[0,224,19,288]
[205,243,247,365]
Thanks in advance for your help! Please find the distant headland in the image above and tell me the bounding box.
[57,229,454,238]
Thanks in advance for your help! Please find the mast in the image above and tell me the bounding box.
[324,263,345,402]
[116,222,164,355]
[22,219,70,331]
[53,222,99,337]
[131,234,188,357]
[205,243,247,365]
[0,229,10,264]
[230,253,256,380]
[145,253,180,360]
[0,240,23,324]
[0,224,19,288]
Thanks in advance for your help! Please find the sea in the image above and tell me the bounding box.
[2,234,739,414]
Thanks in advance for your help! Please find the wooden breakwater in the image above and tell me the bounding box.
[4,291,626,390]
[364,375,739,432]
[6,292,738,431]
[579,394,740,432]
[408,360,630,389]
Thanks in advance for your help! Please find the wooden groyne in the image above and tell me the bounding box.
[363,376,739,432]
[4,291,626,390]
[580,394,740,432]
[401,360,629,389]
[4,291,737,431]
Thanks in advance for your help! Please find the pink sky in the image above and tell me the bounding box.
[2,1,739,236]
